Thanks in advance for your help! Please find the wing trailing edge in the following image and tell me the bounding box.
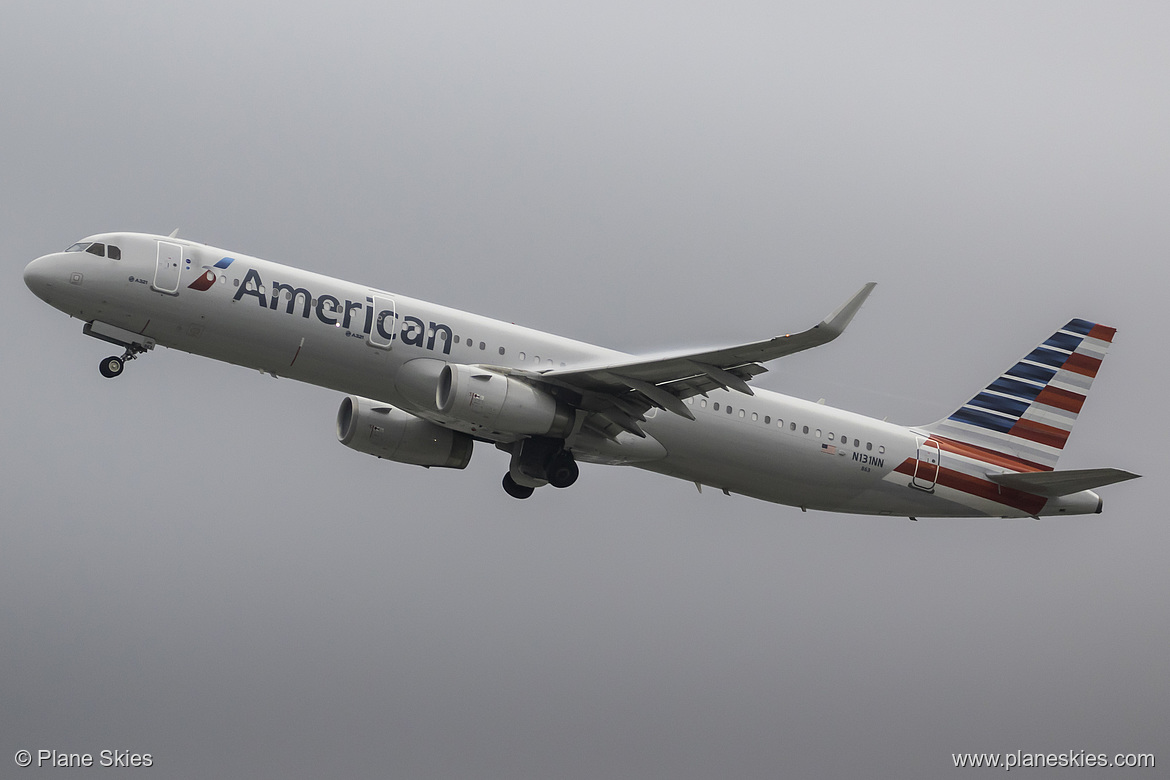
[518,283,875,441]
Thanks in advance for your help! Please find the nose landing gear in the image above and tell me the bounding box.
[97,342,149,379]
[83,321,155,379]
[99,356,124,378]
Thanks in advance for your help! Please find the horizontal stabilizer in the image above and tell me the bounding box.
[987,468,1140,498]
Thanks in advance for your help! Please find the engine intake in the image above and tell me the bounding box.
[436,363,574,437]
[336,395,473,469]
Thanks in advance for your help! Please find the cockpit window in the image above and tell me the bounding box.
[65,241,119,258]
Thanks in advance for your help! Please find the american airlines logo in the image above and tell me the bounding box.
[187,256,235,291]
[222,266,455,355]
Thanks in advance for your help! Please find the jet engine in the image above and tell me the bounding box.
[436,363,574,437]
[336,395,473,468]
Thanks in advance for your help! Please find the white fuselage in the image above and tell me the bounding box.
[24,232,1104,518]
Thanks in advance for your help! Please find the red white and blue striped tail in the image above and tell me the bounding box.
[922,319,1116,472]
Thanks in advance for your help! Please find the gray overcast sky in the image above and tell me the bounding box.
[3,2,1168,778]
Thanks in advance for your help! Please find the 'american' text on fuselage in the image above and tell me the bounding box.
[232,267,453,354]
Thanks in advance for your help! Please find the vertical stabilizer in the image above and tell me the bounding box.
[922,319,1116,471]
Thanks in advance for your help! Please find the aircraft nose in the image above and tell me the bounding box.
[24,254,62,302]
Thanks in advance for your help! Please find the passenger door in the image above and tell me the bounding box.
[152,241,183,294]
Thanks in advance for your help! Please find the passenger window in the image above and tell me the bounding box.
[479,342,486,350]
[751,412,758,421]
[533,355,540,363]
[878,446,885,454]
[519,352,526,360]
[713,403,720,411]
[454,335,460,344]
[700,399,707,408]
[499,347,505,355]
[764,416,770,424]
[107,245,121,260]
[815,429,822,438]
[854,438,860,447]
[803,425,809,434]
[790,422,796,431]
[828,433,835,441]
[86,243,105,257]
[727,406,733,415]
[739,410,745,418]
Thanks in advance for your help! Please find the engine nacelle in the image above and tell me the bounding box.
[436,363,574,437]
[336,395,473,469]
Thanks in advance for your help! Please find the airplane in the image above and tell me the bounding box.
[23,231,1139,518]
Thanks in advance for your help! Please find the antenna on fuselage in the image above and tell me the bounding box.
[168,228,180,238]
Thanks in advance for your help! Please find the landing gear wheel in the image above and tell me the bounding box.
[548,452,579,488]
[99,356,124,378]
[502,472,535,499]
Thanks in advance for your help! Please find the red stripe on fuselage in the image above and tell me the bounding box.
[894,459,1048,515]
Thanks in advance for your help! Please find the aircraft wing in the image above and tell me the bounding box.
[529,283,876,438]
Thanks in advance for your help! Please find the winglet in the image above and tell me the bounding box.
[819,282,876,338]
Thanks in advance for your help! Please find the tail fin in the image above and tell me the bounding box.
[922,319,1116,471]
